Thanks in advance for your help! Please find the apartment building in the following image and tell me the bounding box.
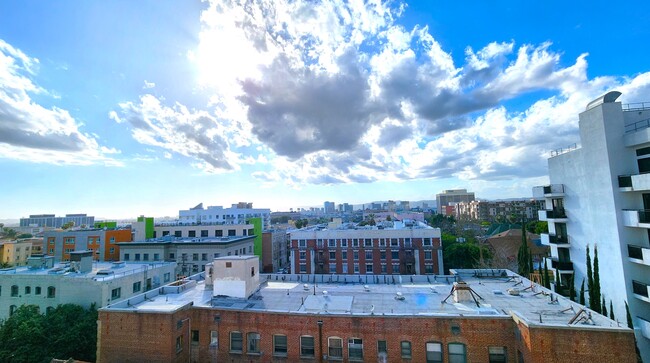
[289,221,443,275]
[533,91,650,359]
[43,227,132,261]
[436,189,475,214]
[0,251,176,320]
[20,213,94,228]
[455,199,544,222]
[178,203,271,229]
[97,256,635,363]
[0,240,32,267]
[118,235,255,276]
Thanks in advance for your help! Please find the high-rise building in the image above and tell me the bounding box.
[533,91,650,359]
[20,213,95,228]
[323,201,336,214]
[435,189,475,214]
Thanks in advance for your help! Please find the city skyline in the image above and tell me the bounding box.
[2,0,650,219]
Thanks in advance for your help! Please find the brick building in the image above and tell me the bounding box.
[289,220,443,275]
[97,257,636,363]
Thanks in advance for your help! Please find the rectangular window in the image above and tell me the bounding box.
[381,264,387,273]
[135,253,141,261]
[169,253,175,259]
[299,239,307,248]
[329,251,336,259]
[365,251,372,260]
[201,230,209,237]
[111,287,121,300]
[366,264,373,273]
[391,251,399,259]
[353,251,359,260]
[425,251,433,260]
[425,265,434,274]
[392,263,400,274]
[426,342,443,363]
[342,264,348,273]
[154,253,160,261]
[317,239,323,247]
[352,239,359,247]
[193,253,199,261]
[404,238,412,247]
[341,239,348,247]
[300,251,306,260]
[379,238,386,247]
[176,335,183,353]
[273,335,288,357]
[164,273,171,282]
[109,247,115,254]
[329,263,337,272]
[215,230,223,237]
[202,253,208,261]
[328,239,336,247]
[364,238,372,247]
[143,253,149,261]
[377,340,387,355]
[401,341,412,358]
[210,331,218,346]
[300,264,307,273]
[188,230,196,237]
[390,238,398,246]
[448,343,466,363]
[380,251,386,260]
[329,337,343,359]
[247,332,260,354]
[354,263,359,273]
[124,253,130,261]
[24,286,31,294]
[300,336,315,358]
[341,251,348,260]
[423,238,432,246]
[489,346,507,363]
[348,338,363,361]
[228,229,236,236]
[230,332,243,353]
[132,281,141,293]
[174,231,182,237]
[191,330,199,345]
[35,286,41,295]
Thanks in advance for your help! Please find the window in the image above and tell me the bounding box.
[341,239,348,247]
[273,334,288,356]
[404,238,412,247]
[365,251,372,260]
[353,251,359,260]
[135,253,141,261]
[341,251,348,260]
[377,340,387,355]
[11,285,18,297]
[489,346,507,363]
[193,253,199,261]
[379,238,386,247]
[423,238,432,246]
[164,272,171,282]
[202,253,208,261]
[169,253,175,259]
[348,338,363,361]
[230,331,243,353]
[132,281,141,293]
[401,341,412,358]
[329,337,343,360]
[174,231,182,237]
[317,239,324,247]
[329,251,336,259]
[111,287,121,300]
[191,330,199,345]
[299,239,307,248]
[342,264,348,273]
[301,336,315,358]
[10,305,17,316]
[329,263,337,272]
[425,265,434,274]
[448,343,467,363]
[210,330,218,346]
[366,264,373,273]
[390,238,398,246]
[143,253,149,261]
[328,239,336,247]
[215,230,223,237]
[47,286,56,298]
[188,230,196,238]
[354,264,359,273]
[364,238,372,247]
[353,239,359,247]
[176,335,183,353]
[35,286,41,295]
[109,247,115,254]
[426,342,443,363]
[381,264,387,273]
[124,253,130,261]
[201,230,209,237]
[154,253,160,261]
[226,262,232,268]
[228,229,236,236]
[300,251,307,260]
[380,251,386,260]
[425,251,433,260]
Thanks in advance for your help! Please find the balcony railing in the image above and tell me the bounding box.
[618,173,650,191]
[633,280,649,298]
[551,259,573,271]
[549,234,569,245]
[541,209,567,220]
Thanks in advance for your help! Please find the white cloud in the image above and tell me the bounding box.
[143,80,156,89]
[0,39,121,166]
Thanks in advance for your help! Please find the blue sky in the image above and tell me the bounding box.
[1,0,650,220]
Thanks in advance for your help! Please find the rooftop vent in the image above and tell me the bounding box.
[395,292,405,300]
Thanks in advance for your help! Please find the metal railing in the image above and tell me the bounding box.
[550,143,578,157]
[624,117,650,134]
[623,102,650,111]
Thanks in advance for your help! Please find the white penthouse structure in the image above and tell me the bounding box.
[178,203,271,229]
[533,91,650,360]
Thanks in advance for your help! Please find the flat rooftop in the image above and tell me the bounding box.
[0,261,174,281]
[124,235,254,245]
[102,269,625,330]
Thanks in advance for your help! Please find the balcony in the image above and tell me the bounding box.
[550,258,573,271]
[542,233,569,246]
[539,209,567,222]
[633,280,650,303]
[622,210,650,228]
[638,316,650,340]
[618,173,650,192]
[532,184,565,198]
[628,245,650,266]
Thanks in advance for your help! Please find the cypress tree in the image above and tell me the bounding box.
[579,278,585,305]
[537,263,544,286]
[609,300,615,320]
[555,271,562,294]
[586,245,594,309]
[593,245,601,313]
[569,274,576,302]
[543,259,550,289]
[626,301,634,329]
[602,296,607,317]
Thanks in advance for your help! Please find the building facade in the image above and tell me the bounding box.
[261,229,288,273]
[0,252,176,320]
[97,260,636,363]
[118,236,255,276]
[43,228,132,262]
[436,189,475,214]
[20,213,95,228]
[533,91,650,360]
[178,203,271,229]
[289,221,443,275]
[455,199,544,221]
[0,240,32,267]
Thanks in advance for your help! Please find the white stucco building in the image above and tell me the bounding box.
[533,91,650,360]
[0,251,176,320]
[178,203,271,229]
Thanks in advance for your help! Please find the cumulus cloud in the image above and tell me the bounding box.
[111,0,650,188]
[0,39,120,166]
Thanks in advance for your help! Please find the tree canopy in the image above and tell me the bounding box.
[0,304,97,362]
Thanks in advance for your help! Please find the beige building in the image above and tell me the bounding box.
[0,240,32,267]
